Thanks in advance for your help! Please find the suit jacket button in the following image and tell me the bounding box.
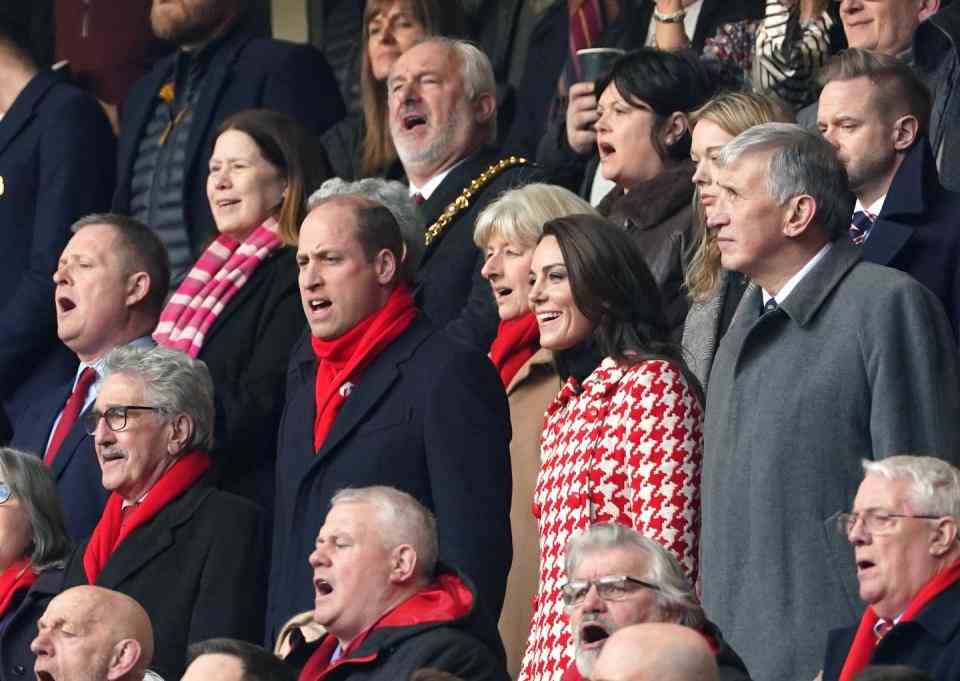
[13,664,25,675]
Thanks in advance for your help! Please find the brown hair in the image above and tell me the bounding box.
[358,0,466,178]
[818,48,932,134]
[684,92,793,302]
[542,215,692,378]
[216,109,330,245]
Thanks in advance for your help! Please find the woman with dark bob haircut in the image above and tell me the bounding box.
[321,0,466,181]
[155,108,329,510]
[592,48,711,339]
[518,214,703,681]
[0,447,70,676]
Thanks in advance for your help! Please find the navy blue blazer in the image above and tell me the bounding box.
[416,147,543,351]
[0,68,114,426]
[10,377,109,542]
[862,138,960,339]
[822,579,960,681]
[267,318,512,644]
[113,26,344,256]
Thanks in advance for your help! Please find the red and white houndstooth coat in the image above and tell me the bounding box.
[517,357,703,681]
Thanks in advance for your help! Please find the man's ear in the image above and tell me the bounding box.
[167,413,195,455]
[930,516,958,557]
[125,272,151,308]
[374,248,398,286]
[892,115,919,152]
[919,0,941,23]
[473,92,497,128]
[782,194,818,238]
[388,544,418,583]
[105,639,142,681]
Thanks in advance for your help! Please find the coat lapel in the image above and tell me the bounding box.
[0,70,60,157]
[862,219,915,266]
[118,62,171,192]
[94,486,210,588]
[49,419,92,481]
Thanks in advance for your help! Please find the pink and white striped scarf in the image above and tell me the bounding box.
[154,216,283,357]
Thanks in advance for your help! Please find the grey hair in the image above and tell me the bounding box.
[102,346,215,452]
[331,486,439,580]
[565,524,705,629]
[0,448,70,572]
[415,36,498,143]
[862,456,960,519]
[307,177,423,275]
[473,183,598,249]
[717,122,854,242]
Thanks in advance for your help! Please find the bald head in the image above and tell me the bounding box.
[591,623,718,681]
[33,586,154,681]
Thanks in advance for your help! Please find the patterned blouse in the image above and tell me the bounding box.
[517,357,703,681]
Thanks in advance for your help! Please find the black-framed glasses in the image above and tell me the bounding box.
[0,481,11,505]
[561,575,660,607]
[83,406,162,435]
[834,510,943,537]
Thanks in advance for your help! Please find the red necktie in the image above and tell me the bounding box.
[45,367,97,466]
[413,192,425,205]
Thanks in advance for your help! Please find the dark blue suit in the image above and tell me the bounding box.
[0,69,114,427]
[862,138,960,339]
[113,26,344,257]
[267,318,512,644]
[10,377,109,542]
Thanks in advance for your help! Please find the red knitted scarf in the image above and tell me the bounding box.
[82,451,211,583]
[839,559,960,681]
[488,313,539,388]
[0,558,35,617]
[310,285,417,451]
[154,216,283,357]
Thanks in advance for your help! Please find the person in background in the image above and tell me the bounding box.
[519,214,703,681]
[591,49,712,338]
[473,183,597,677]
[113,0,345,283]
[0,4,115,441]
[154,109,329,512]
[183,639,297,681]
[591,623,719,681]
[0,448,71,681]
[321,0,466,182]
[682,90,791,387]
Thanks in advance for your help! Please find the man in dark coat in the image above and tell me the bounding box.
[560,524,749,681]
[821,456,960,681]
[388,37,541,352]
[11,214,169,541]
[0,8,116,434]
[61,346,266,680]
[285,487,507,681]
[267,193,511,644]
[817,49,960,337]
[113,0,344,282]
[701,123,960,681]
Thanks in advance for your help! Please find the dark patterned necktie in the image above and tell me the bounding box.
[850,210,876,245]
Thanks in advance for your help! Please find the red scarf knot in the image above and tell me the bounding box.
[82,450,211,584]
[0,558,36,618]
[488,313,539,388]
[310,285,417,451]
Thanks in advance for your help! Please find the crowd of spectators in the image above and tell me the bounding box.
[3,2,960,681]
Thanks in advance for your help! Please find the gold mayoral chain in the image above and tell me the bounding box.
[423,156,529,247]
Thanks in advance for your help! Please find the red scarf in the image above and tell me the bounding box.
[839,559,960,681]
[310,285,417,451]
[0,558,35,617]
[154,216,283,357]
[82,451,211,584]
[488,313,539,388]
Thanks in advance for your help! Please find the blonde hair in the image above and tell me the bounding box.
[473,183,598,249]
[685,92,793,302]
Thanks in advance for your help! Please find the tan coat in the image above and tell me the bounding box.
[499,348,563,679]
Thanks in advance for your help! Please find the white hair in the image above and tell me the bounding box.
[862,455,960,519]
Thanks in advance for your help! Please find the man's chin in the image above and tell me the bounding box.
[574,647,601,678]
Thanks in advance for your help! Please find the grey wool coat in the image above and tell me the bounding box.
[701,240,960,681]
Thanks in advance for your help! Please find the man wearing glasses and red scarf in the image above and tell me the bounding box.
[821,456,960,681]
[60,345,266,681]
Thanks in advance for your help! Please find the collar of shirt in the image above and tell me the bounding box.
[854,194,886,220]
[408,156,470,201]
[762,242,832,306]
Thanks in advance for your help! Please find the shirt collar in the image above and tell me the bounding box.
[854,194,886,219]
[408,156,470,201]
[762,242,832,306]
